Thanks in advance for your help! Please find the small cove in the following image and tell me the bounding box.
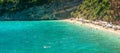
[0,20,120,53]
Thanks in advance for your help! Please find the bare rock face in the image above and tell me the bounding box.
[110,0,120,16]
[110,0,120,24]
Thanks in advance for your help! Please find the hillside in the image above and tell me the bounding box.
[0,0,82,20]
[0,0,119,24]
[71,0,120,25]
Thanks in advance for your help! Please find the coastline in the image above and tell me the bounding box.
[63,19,120,35]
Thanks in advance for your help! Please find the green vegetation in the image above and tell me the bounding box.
[71,0,120,24]
[0,0,119,22]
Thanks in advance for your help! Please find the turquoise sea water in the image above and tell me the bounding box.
[0,20,120,53]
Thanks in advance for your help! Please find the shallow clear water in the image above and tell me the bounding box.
[0,20,120,53]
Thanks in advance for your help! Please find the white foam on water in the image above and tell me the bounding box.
[43,45,51,49]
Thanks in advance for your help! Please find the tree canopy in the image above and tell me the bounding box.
[71,0,120,24]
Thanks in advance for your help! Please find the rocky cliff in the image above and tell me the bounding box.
[0,0,82,20]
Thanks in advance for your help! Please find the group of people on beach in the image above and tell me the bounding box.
[70,18,120,31]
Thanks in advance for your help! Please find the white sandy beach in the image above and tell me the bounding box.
[63,19,120,35]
